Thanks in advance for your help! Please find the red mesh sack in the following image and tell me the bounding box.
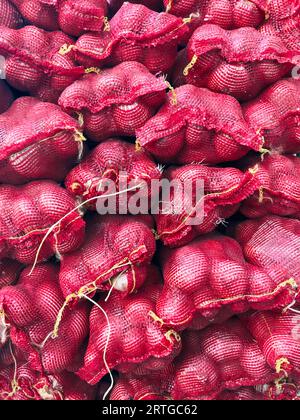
[259,0,300,51]
[155,234,297,330]
[0,0,23,28]
[65,138,162,209]
[0,181,85,264]
[0,363,95,400]
[240,154,300,219]
[173,24,298,101]
[0,25,84,103]
[170,320,275,400]
[242,79,300,154]
[59,214,156,300]
[11,0,108,36]
[244,311,300,378]
[77,272,181,385]
[58,0,108,36]
[234,216,300,292]
[136,84,262,165]
[59,62,167,142]
[0,97,85,185]
[73,3,189,73]
[163,0,267,45]
[0,259,22,290]
[155,164,260,247]
[0,264,90,374]
[108,0,163,13]
[10,0,59,31]
[0,81,14,114]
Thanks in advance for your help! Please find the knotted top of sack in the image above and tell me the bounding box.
[0,25,84,76]
[0,97,81,161]
[137,84,263,151]
[75,2,188,60]
[59,61,167,114]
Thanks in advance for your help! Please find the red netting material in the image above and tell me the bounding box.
[245,311,300,377]
[109,373,171,400]
[59,62,167,142]
[163,0,267,45]
[0,0,23,28]
[242,79,300,153]
[0,97,84,185]
[234,215,300,290]
[74,3,188,73]
[155,234,296,330]
[108,0,163,13]
[0,264,90,373]
[59,214,156,299]
[0,25,84,102]
[173,24,298,101]
[0,259,22,290]
[136,85,262,165]
[0,181,85,264]
[77,272,181,385]
[171,321,275,399]
[65,138,162,208]
[10,0,59,31]
[259,0,300,50]
[155,164,260,247]
[240,154,300,219]
[11,0,108,36]
[0,81,14,114]
[0,363,95,400]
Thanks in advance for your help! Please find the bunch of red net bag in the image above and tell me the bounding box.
[65,138,162,208]
[173,24,299,100]
[78,268,181,385]
[0,25,84,102]
[163,0,267,44]
[0,181,85,264]
[0,264,90,373]
[59,61,168,142]
[0,363,95,400]
[136,85,262,164]
[155,234,297,330]
[10,0,108,36]
[72,3,189,73]
[109,319,277,400]
[0,97,85,184]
